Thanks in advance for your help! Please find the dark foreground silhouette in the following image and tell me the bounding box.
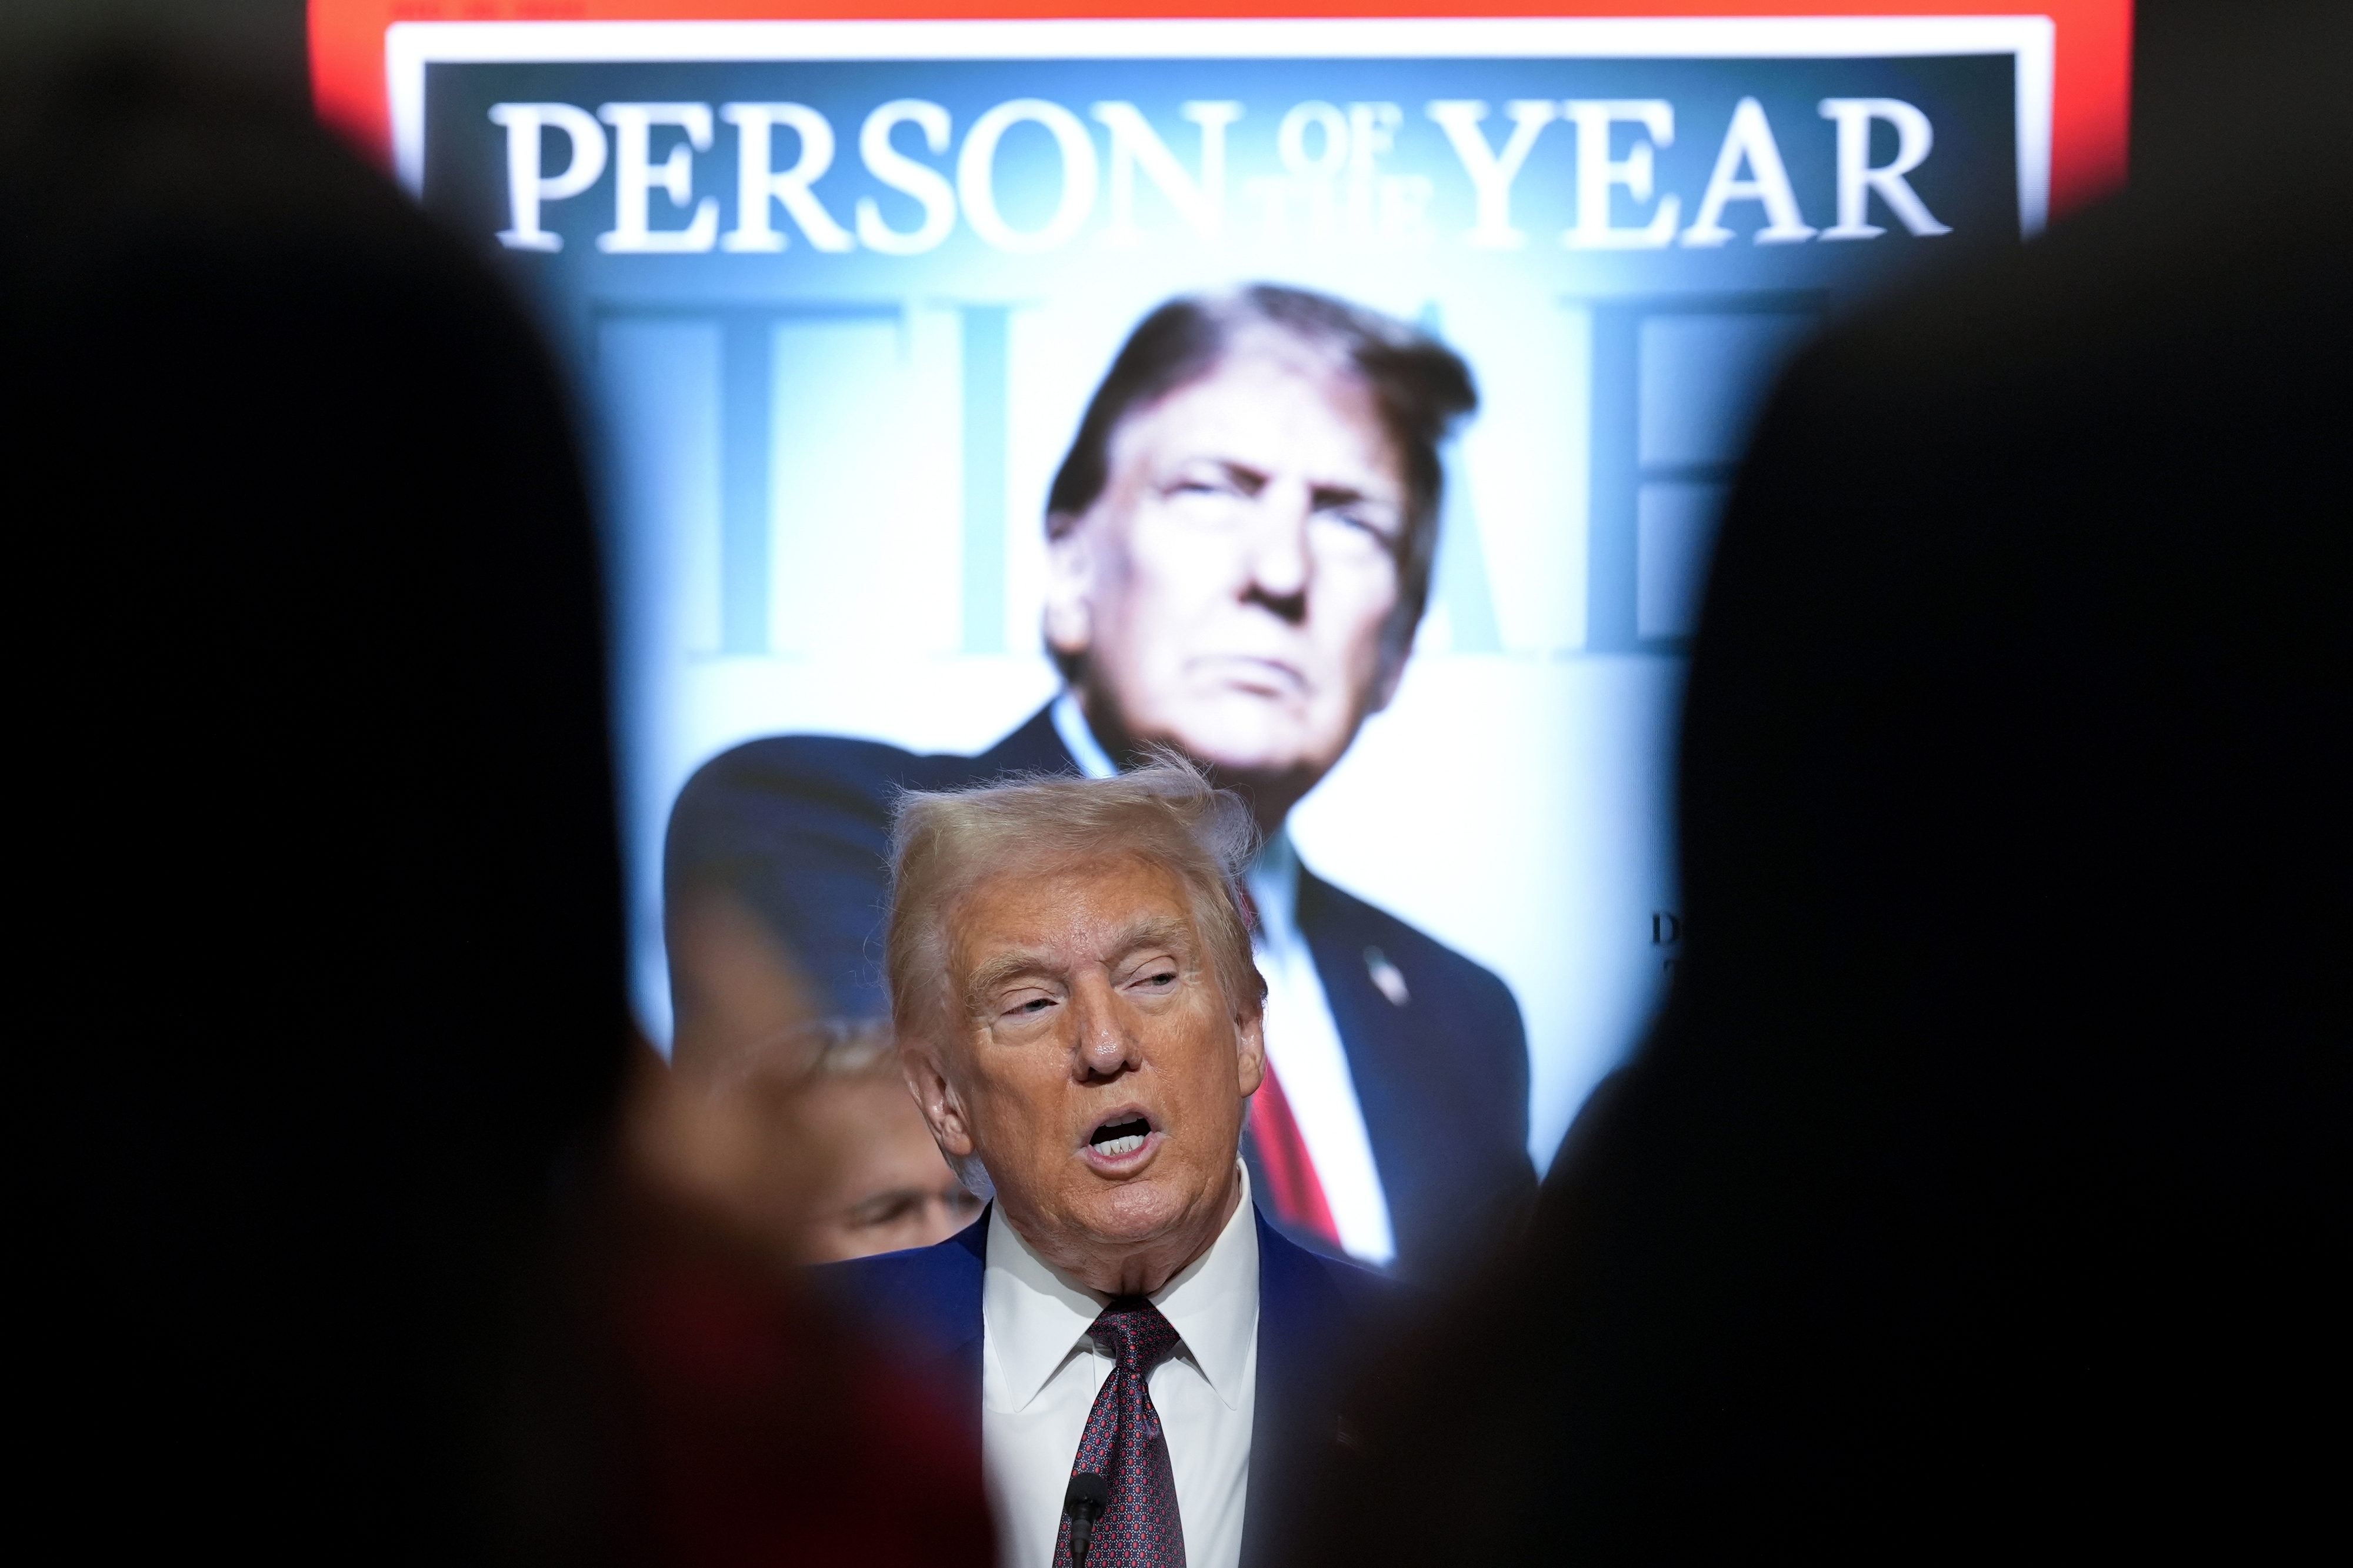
[8,54,988,1563]
[1300,26,2348,1555]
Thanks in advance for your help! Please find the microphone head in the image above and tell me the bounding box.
[1065,1472,1109,1519]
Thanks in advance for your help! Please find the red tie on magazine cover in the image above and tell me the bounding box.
[1248,1065,1341,1252]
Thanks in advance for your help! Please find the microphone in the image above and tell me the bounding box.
[1064,1472,1109,1568]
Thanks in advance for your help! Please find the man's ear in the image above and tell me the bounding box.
[1043,512,1096,659]
[901,1040,975,1159]
[1235,1007,1267,1099]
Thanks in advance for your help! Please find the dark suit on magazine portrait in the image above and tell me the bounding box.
[665,704,1538,1283]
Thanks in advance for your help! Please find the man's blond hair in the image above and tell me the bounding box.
[885,753,1266,1052]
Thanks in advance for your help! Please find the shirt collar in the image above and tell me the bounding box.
[1147,1163,1261,1410]
[1051,690,1120,780]
[1245,826,1302,952]
[983,1202,1102,1412]
[982,1165,1262,1413]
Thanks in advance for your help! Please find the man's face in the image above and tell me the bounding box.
[798,1073,985,1263]
[905,852,1264,1296]
[1047,344,1411,807]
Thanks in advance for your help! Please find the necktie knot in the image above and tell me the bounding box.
[1090,1297,1181,1378]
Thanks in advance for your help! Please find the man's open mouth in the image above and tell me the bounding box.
[1089,1116,1153,1157]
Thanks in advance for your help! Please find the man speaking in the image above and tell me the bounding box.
[666,284,1536,1280]
[824,760,1397,1568]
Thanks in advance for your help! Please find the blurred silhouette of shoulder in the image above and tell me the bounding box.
[6,48,996,1562]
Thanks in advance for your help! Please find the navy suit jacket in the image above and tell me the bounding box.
[666,705,1538,1282]
[814,1205,1404,1568]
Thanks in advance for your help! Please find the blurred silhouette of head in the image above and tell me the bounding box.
[1302,22,2347,1552]
[6,51,627,1554]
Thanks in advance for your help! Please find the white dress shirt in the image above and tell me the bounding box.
[1050,692,1398,1267]
[981,1164,1261,1568]
[1241,830,1397,1266]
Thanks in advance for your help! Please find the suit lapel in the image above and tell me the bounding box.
[869,1209,989,1447]
[1293,869,1426,1258]
[940,1212,988,1442]
[1242,1208,1349,1568]
[974,703,1076,776]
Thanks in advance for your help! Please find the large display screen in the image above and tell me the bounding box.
[315,1,2128,1275]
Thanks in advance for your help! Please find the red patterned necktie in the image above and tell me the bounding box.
[1055,1297,1187,1568]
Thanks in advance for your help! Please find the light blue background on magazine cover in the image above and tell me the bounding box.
[421,48,2019,1166]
